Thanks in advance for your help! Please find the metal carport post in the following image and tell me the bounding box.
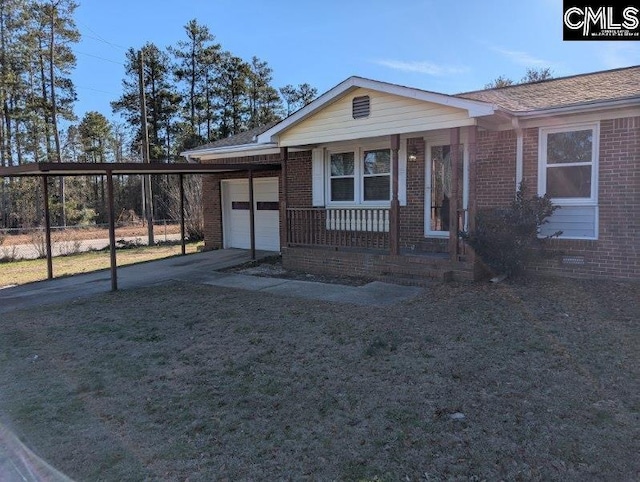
[0,161,281,291]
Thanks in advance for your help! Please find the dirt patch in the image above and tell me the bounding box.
[222,255,373,286]
[0,277,638,480]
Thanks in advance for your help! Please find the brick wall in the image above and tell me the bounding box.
[201,152,281,249]
[526,117,639,279]
[401,137,427,249]
[281,246,473,282]
[287,151,313,208]
[476,129,517,208]
[474,118,639,280]
[201,150,312,250]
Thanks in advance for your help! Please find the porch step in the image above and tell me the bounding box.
[378,273,448,287]
[378,254,475,284]
[378,267,475,285]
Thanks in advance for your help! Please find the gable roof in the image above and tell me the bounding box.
[256,76,497,144]
[183,65,640,157]
[457,65,640,112]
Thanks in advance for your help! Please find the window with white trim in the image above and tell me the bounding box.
[538,123,599,239]
[542,127,596,200]
[330,152,355,201]
[327,147,391,205]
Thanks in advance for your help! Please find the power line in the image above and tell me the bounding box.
[79,22,128,51]
[75,85,118,95]
[74,50,125,66]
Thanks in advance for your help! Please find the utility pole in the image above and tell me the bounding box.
[138,48,154,245]
[48,0,65,226]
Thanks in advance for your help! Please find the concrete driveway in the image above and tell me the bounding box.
[0,249,422,315]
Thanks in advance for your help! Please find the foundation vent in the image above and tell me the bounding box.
[561,255,586,265]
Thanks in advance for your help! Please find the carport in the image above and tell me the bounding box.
[0,161,281,290]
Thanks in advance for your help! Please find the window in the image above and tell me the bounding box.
[363,149,390,201]
[328,147,391,204]
[540,125,597,201]
[330,152,355,201]
[538,123,599,240]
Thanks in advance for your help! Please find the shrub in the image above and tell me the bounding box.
[461,183,561,277]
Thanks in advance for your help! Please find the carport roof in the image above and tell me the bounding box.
[0,161,281,177]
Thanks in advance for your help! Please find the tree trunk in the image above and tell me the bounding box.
[48,2,65,225]
[49,3,62,163]
[38,39,53,161]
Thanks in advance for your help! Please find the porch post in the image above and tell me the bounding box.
[280,147,288,249]
[106,170,118,291]
[467,125,477,233]
[449,127,460,264]
[42,176,53,280]
[465,125,478,270]
[390,134,400,256]
[248,168,256,260]
[179,173,186,255]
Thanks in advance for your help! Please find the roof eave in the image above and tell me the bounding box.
[511,97,640,119]
[180,142,279,159]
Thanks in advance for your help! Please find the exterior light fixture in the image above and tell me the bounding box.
[408,146,418,161]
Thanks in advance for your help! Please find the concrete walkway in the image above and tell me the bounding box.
[0,249,423,315]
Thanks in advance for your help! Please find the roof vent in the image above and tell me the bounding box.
[352,95,370,119]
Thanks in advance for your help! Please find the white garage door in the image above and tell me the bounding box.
[222,177,280,252]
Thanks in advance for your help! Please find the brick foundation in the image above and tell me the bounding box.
[281,246,475,283]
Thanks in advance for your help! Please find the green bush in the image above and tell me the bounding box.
[461,183,561,277]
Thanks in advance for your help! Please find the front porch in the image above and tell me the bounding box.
[279,125,480,283]
[283,206,476,283]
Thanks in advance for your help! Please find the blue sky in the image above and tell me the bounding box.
[73,0,640,121]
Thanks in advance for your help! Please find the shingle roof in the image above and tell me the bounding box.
[188,66,640,153]
[193,121,280,150]
[457,65,640,112]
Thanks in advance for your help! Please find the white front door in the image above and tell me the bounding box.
[222,177,280,252]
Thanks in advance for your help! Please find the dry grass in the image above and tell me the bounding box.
[0,242,203,287]
[0,223,182,246]
[0,277,638,481]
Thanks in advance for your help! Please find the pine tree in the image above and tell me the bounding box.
[215,52,250,138]
[112,43,181,161]
[170,19,221,148]
[279,83,317,116]
[246,56,282,129]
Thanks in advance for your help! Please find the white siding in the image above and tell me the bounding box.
[279,88,474,147]
[540,205,598,240]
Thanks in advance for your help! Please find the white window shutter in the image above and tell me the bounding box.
[398,141,407,206]
[311,148,325,207]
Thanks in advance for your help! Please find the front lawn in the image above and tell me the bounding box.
[0,278,638,480]
[0,242,203,287]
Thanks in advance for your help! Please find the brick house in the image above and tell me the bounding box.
[182,66,640,281]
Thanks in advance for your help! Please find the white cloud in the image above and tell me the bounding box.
[597,43,640,69]
[373,59,468,76]
[491,47,551,67]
